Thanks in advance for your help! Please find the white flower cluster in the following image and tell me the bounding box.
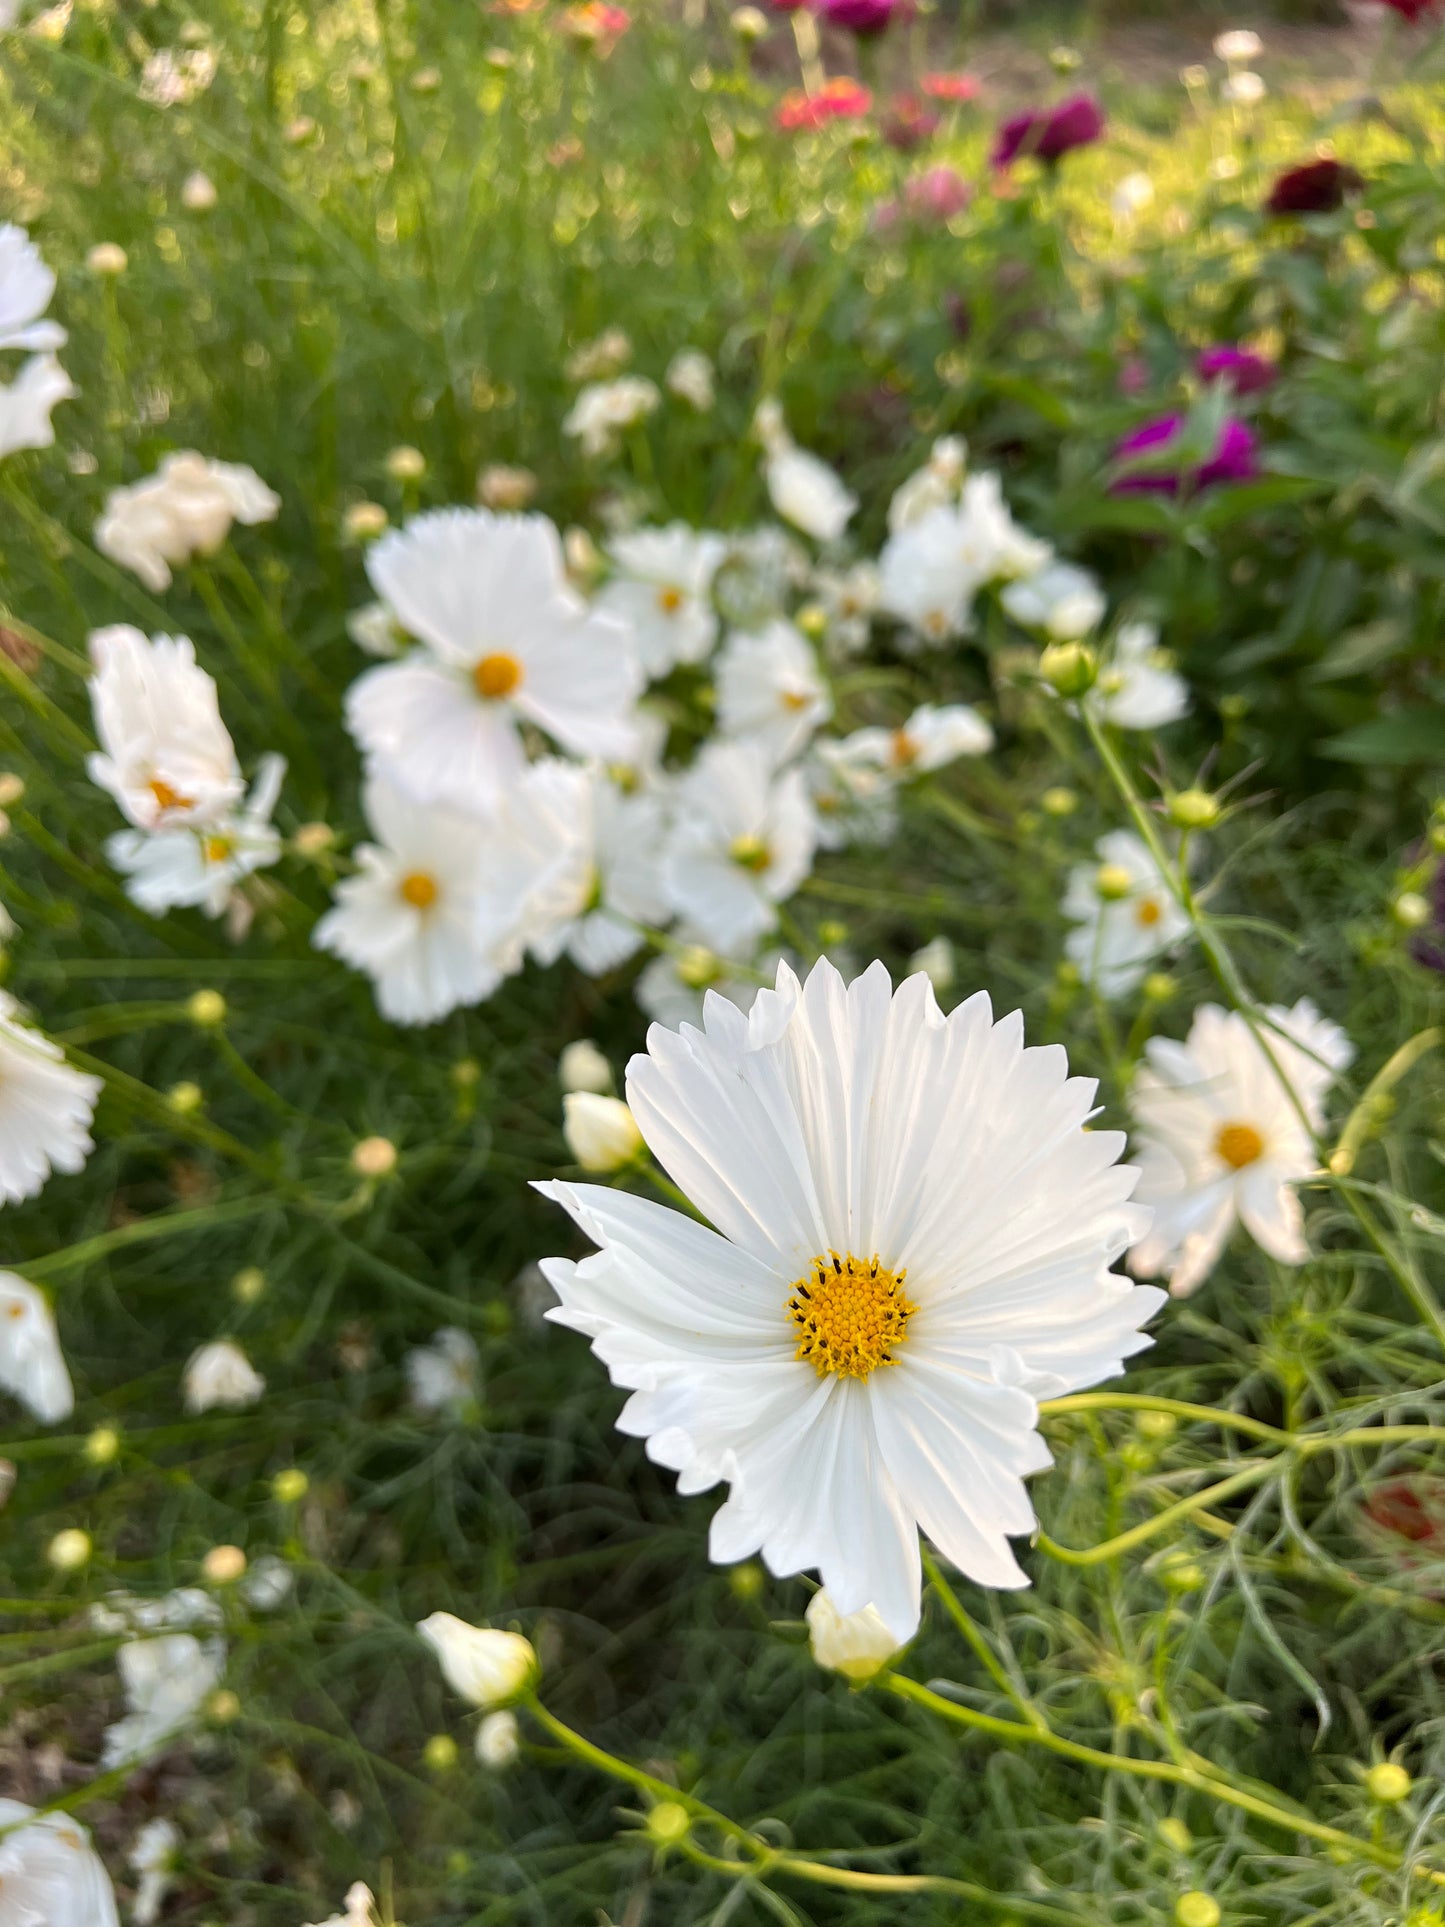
[0,223,75,460]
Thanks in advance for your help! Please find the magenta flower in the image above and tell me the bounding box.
[817,0,899,35]
[992,93,1105,168]
[1111,413,1260,495]
[1197,346,1276,395]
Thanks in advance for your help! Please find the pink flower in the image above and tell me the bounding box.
[1111,413,1260,495]
[921,70,980,102]
[776,76,872,130]
[905,164,972,221]
[992,92,1104,167]
[1196,346,1276,394]
[1117,356,1150,397]
[816,0,901,32]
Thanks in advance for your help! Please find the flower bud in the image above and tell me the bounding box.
[293,821,336,857]
[805,1589,903,1682]
[1142,971,1177,1002]
[1392,891,1430,931]
[87,242,129,276]
[1158,1550,1203,1594]
[417,1612,539,1708]
[1041,786,1078,817]
[795,601,829,640]
[909,935,954,995]
[203,1544,248,1585]
[559,1039,612,1095]
[187,988,227,1027]
[233,1266,266,1305]
[563,1093,643,1172]
[424,1732,459,1772]
[1175,1895,1220,1927]
[1366,1761,1411,1803]
[646,1801,691,1847]
[1167,789,1220,831]
[732,5,769,36]
[677,944,720,989]
[1039,640,1097,697]
[1136,1409,1177,1442]
[1094,862,1134,902]
[85,1425,120,1466]
[386,445,427,482]
[343,501,389,542]
[1158,1817,1192,1852]
[271,1468,309,1505]
[48,1527,92,1571]
[476,1709,521,1768]
[351,1135,398,1178]
[729,1561,765,1602]
[181,170,219,212]
[0,774,25,807]
[206,1688,242,1723]
[167,1080,204,1114]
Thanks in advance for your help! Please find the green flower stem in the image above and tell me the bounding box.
[1035,1459,1276,1566]
[921,1547,1047,1729]
[1039,1391,1291,1446]
[25,1195,278,1282]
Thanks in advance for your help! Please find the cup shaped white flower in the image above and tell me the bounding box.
[182,1338,265,1413]
[537,957,1163,1639]
[1062,829,1191,998]
[887,436,967,533]
[86,626,244,832]
[1089,622,1189,732]
[559,1038,613,1095]
[759,419,857,544]
[0,1272,74,1422]
[0,224,67,353]
[1127,1000,1354,1298]
[345,509,642,817]
[0,994,101,1206]
[101,1629,226,1767]
[475,1707,521,1767]
[877,506,986,646]
[596,524,725,678]
[406,1327,480,1416]
[805,1588,903,1681]
[305,1881,380,1927]
[715,620,832,768]
[416,1611,538,1707]
[0,352,75,459]
[0,1800,119,1927]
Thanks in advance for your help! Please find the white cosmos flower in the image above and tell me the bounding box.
[0,224,66,351]
[497,762,672,976]
[0,1802,119,1927]
[1089,622,1189,731]
[596,524,725,677]
[563,376,660,458]
[1214,27,1262,60]
[129,1819,180,1927]
[107,753,285,920]
[811,561,880,661]
[101,1628,225,1767]
[416,1613,537,1707]
[306,1884,381,1927]
[406,1327,480,1416]
[313,778,516,1027]
[346,509,641,817]
[0,352,74,458]
[1128,1000,1353,1298]
[94,451,280,593]
[764,443,857,545]
[806,1589,903,1680]
[183,1338,264,1412]
[878,507,982,647]
[0,995,101,1206]
[955,472,1052,582]
[537,956,1162,1638]
[665,347,715,412]
[887,436,967,533]
[1062,830,1191,998]
[86,625,243,831]
[663,740,818,955]
[1001,561,1106,641]
[716,620,832,767]
[826,703,994,781]
[635,936,774,1032]
[0,1272,73,1422]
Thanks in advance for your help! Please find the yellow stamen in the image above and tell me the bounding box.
[399,871,439,909]
[656,585,684,614]
[473,652,523,700]
[780,688,812,713]
[729,833,770,873]
[890,729,918,768]
[1215,1121,1264,1170]
[148,776,193,813]
[788,1251,917,1381]
[1135,897,1163,928]
[201,835,232,865]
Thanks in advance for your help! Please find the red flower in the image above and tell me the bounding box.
[1370,0,1439,21]
[776,76,872,131]
[921,70,980,102]
[1264,157,1363,215]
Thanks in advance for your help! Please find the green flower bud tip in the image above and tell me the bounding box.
[1167,789,1220,831]
[1175,1893,1221,1927]
[1366,1761,1412,1803]
[646,1800,691,1847]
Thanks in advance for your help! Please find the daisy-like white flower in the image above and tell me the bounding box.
[0,351,74,459]
[0,1801,120,1927]
[129,1819,181,1927]
[756,403,857,544]
[0,1272,74,1421]
[887,436,967,533]
[345,509,641,817]
[1089,621,1189,731]
[1062,830,1191,998]
[715,621,832,767]
[0,223,67,352]
[596,524,725,677]
[306,1884,381,1927]
[635,935,775,1031]
[182,1338,264,1413]
[665,347,715,412]
[1001,560,1105,641]
[86,625,243,831]
[346,600,404,658]
[562,376,660,458]
[955,471,1053,583]
[0,995,101,1206]
[406,1327,480,1416]
[810,561,880,661]
[94,451,280,593]
[663,740,818,954]
[878,507,982,646]
[564,327,632,383]
[107,754,285,920]
[101,1627,226,1767]
[313,778,517,1026]
[1128,1000,1353,1297]
[537,957,1162,1637]
[825,702,994,781]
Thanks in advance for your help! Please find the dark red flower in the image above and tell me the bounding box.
[883,93,941,150]
[816,0,899,34]
[1111,413,1260,494]
[1197,346,1276,394]
[1370,0,1439,22]
[1264,158,1364,216]
[992,92,1104,168]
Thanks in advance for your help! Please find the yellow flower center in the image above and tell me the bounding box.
[399,870,439,909]
[788,1251,917,1380]
[201,834,233,865]
[656,585,684,614]
[6,1301,23,1320]
[473,652,524,700]
[1135,897,1163,928]
[729,833,770,873]
[148,776,193,813]
[1215,1121,1264,1170]
[780,687,812,713]
[890,729,918,768]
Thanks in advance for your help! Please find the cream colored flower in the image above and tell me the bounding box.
[806,1589,903,1680]
[564,1092,644,1172]
[416,1612,537,1707]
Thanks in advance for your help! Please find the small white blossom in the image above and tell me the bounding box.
[129,1819,180,1927]
[476,1708,521,1767]
[1090,622,1189,732]
[665,347,715,411]
[0,352,74,458]
[107,753,285,921]
[1001,561,1106,641]
[887,436,967,533]
[596,524,725,677]
[87,625,244,832]
[563,376,660,458]
[94,451,279,592]
[102,1627,225,1767]
[1062,830,1191,998]
[406,1328,480,1416]
[183,1339,265,1413]
[664,740,819,955]
[0,1272,73,1422]
[564,327,632,383]
[715,620,832,767]
[1213,28,1262,61]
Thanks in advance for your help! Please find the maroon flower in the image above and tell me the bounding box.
[992,93,1104,168]
[1111,413,1260,494]
[816,0,898,35]
[1197,346,1276,395]
[883,93,942,149]
[1370,0,1439,21]
[1265,158,1363,216]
